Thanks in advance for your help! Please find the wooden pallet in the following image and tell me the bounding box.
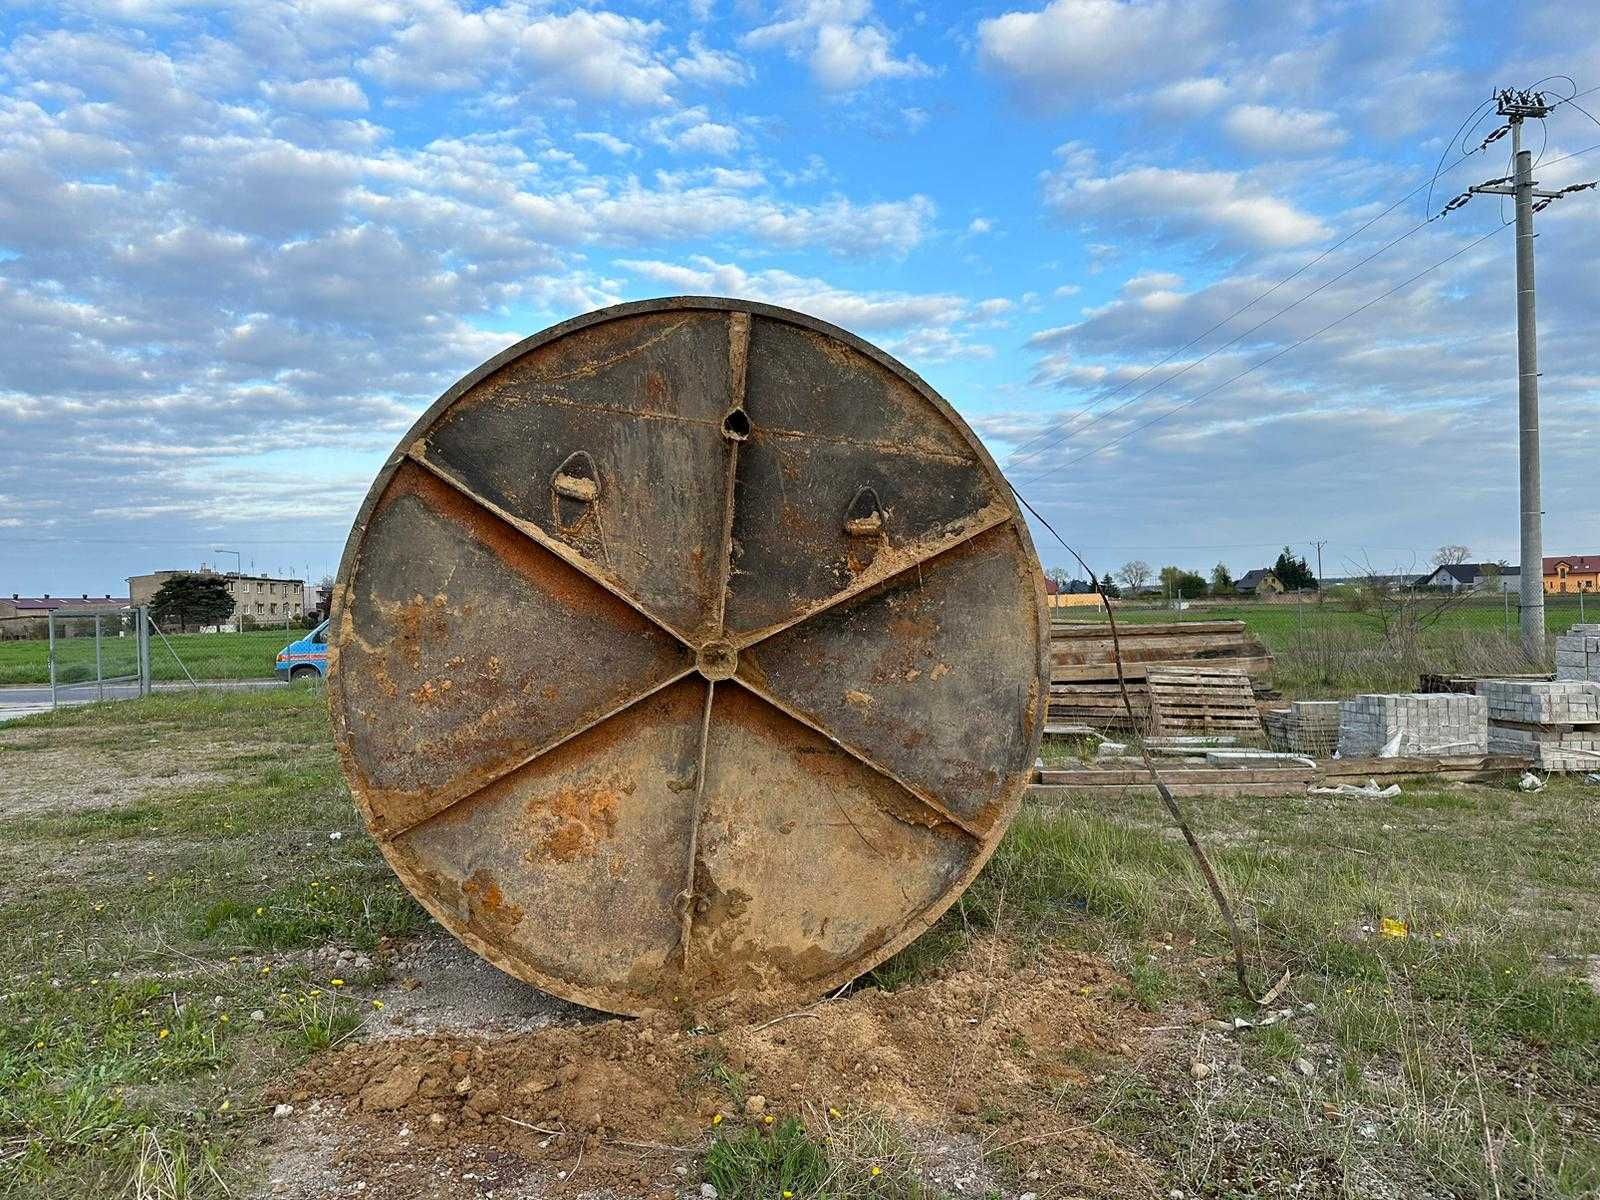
[1145,666,1263,737]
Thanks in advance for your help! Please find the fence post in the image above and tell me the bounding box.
[48,609,57,709]
[94,614,104,702]
[137,606,151,697]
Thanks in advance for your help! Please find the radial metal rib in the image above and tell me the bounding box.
[731,505,1016,654]
[726,674,989,841]
[405,447,698,649]
[379,665,698,842]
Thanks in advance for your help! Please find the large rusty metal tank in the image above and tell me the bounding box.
[328,297,1048,1016]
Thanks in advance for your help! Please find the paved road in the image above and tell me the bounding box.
[0,679,288,723]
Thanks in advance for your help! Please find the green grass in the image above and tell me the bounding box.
[0,627,307,686]
[871,778,1600,1196]
[0,689,426,1198]
[704,1114,934,1200]
[1054,595,1594,696]
[6,688,1600,1197]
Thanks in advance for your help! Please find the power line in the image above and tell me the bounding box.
[1004,142,1498,472]
[1006,207,1454,476]
[1018,220,1513,485]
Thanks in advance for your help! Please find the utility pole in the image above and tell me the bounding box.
[1309,539,1327,585]
[1467,88,1595,659]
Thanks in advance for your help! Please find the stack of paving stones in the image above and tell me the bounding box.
[1336,693,1489,758]
[1266,700,1341,755]
[1480,678,1600,771]
[1555,624,1600,683]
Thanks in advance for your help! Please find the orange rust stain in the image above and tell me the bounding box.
[461,869,525,931]
[524,779,627,864]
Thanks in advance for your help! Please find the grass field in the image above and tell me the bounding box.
[3,691,1597,1197]
[0,628,303,686]
[1057,595,1596,697]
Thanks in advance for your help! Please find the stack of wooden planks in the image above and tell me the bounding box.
[1146,666,1264,737]
[1048,620,1272,729]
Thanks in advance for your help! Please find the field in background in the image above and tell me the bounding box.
[0,628,298,686]
[1055,595,1593,697]
[2,690,1597,1197]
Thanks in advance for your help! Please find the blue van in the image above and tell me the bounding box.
[275,619,329,681]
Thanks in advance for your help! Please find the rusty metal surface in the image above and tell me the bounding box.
[328,297,1049,1016]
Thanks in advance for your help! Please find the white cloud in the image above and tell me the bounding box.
[261,76,368,112]
[362,5,678,106]
[672,34,752,86]
[1146,76,1228,117]
[1222,104,1347,156]
[1044,164,1329,250]
[574,131,637,156]
[616,255,996,359]
[743,0,931,92]
[967,216,993,235]
[978,0,1219,107]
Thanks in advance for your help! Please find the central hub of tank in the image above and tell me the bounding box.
[696,639,738,681]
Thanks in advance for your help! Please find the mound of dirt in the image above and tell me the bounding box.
[278,938,1162,1198]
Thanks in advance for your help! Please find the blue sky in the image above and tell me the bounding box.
[2,0,1598,594]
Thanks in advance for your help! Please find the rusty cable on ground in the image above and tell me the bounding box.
[1007,484,1258,1004]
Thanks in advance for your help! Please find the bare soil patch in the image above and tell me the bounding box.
[273,938,1161,1199]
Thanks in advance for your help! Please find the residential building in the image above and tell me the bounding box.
[1235,568,1284,597]
[128,567,307,629]
[1544,555,1600,594]
[1417,563,1520,594]
[0,593,130,639]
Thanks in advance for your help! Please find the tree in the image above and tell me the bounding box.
[1478,559,1507,590]
[1210,562,1235,594]
[1273,546,1317,591]
[1159,565,1208,599]
[1045,567,1071,592]
[1117,560,1152,594]
[150,573,235,633]
[1432,544,1471,567]
[1098,578,1122,599]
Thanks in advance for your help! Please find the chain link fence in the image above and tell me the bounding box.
[0,607,325,718]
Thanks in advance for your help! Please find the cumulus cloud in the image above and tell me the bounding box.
[672,34,753,86]
[362,5,679,106]
[0,11,948,586]
[1044,164,1329,251]
[1222,104,1347,156]
[260,76,368,112]
[978,0,1220,107]
[615,256,999,359]
[743,0,931,91]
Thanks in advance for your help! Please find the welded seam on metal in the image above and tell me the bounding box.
[678,678,717,970]
[679,311,751,974]
[726,673,988,841]
[404,447,698,649]
[380,664,699,842]
[730,505,1015,654]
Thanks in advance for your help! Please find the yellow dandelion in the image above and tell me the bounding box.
[762,1114,774,1125]
[260,966,271,975]
[870,1166,882,1178]
[1378,917,1408,939]
[255,907,265,916]
[711,1113,724,1126]
[330,978,344,987]
[94,903,105,912]
[828,1107,841,1119]
[218,1100,231,1113]
[158,1029,170,1040]
[784,1192,794,1198]
[371,999,385,1010]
